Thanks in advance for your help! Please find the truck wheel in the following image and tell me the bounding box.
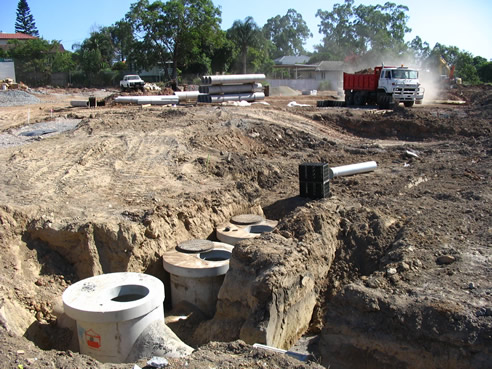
[377,94,391,109]
[404,101,415,107]
[345,91,354,106]
[354,92,365,106]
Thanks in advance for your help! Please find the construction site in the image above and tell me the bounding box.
[0,78,490,369]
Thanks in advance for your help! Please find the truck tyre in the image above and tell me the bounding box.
[377,94,390,109]
[404,101,415,107]
[354,91,365,106]
[345,91,354,106]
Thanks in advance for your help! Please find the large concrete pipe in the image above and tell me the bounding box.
[174,91,202,103]
[199,83,263,94]
[114,96,139,104]
[137,96,179,105]
[62,272,165,363]
[70,100,89,107]
[201,74,266,85]
[198,92,265,103]
[329,161,377,179]
[114,96,179,105]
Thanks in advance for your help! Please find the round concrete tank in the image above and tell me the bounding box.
[62,272,165,363]
[216,214,278,245]
[162,241,233,317]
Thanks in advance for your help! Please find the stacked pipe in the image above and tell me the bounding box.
[198,74,266,103]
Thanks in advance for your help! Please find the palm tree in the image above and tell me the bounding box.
[227,17,261,74]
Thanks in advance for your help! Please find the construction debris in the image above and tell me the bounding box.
[0,78,28,91]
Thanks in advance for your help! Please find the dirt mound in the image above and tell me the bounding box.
[312,101,490,140]
[0,85,490,368]
[269,86,300,96]
[354,68,374,74]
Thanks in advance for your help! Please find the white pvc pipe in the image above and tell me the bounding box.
[329,161,377,179]
[201,74,266,85]
[199,83,263,94]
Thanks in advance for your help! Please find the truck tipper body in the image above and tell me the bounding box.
[344,66,424,108]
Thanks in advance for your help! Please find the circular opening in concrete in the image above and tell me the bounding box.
[109,284,150,302]
[199,249,231,262]
[249,225,275,234]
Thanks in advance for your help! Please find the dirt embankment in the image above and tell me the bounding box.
[0,86,490,368]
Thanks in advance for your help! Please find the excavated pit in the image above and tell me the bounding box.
[0,86,490,368]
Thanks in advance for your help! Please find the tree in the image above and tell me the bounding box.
[425,43,481,84]
[315,0,410,61]
[15,0,39,36]
[126,0,222,80]
[263,9,312,59]
[108,20,136,63]
[7,38,74,86]
[208,32,237,73]
[409,36,430,63]
[227,16,262,74]
[477,62,492,83]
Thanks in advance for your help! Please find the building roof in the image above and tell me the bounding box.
[316,61,345,71]
[274,55,311,65]
[0,33,38,40]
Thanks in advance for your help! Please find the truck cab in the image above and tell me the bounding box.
[378,67,424,107]
[343,65,425,109]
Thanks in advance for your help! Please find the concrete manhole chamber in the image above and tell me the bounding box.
[215,214,278,246]
[62,272,165,363]
[162,239,234,317]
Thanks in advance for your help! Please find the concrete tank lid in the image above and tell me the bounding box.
[177,239,214,253]
[163,242,233,278]
[62,272,164,323]
[231,214,265,225]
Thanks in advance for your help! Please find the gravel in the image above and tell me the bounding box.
[0,90,41,107]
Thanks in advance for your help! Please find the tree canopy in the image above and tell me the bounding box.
[263,9,312,59]
[15,0,39,37]
[227,16,263,74]
[126,0,222,79]
[316,0,410,60]
[5,0,491,86]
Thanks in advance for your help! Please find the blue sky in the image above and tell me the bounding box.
[0,0,491,60]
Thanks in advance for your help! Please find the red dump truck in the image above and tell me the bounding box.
[344,66,425,109]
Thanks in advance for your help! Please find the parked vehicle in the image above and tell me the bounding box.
[120,75,145,91]
[344,66,425,108]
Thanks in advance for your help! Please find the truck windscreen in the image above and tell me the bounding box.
[392,70,418,79]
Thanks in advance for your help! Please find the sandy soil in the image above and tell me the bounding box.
[0,85,490,368]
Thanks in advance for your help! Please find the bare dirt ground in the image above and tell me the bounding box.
[0,85,490,368]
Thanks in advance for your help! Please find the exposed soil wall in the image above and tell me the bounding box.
[0,86,490,368]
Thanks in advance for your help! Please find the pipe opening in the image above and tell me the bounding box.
[109,284,149,302]
[199,250,231,262]
[248,225,275,234]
